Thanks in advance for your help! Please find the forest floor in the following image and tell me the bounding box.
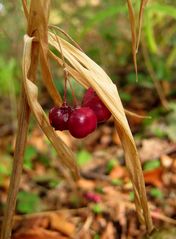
[0,91,176,239]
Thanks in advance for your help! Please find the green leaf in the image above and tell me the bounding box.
[106,159,118,173]
[70,194,81,207]
[94,234,100,239]
[76,150,92,166]
[92,203,103,214]
[0,165,8,175]
[119,92,131,102]
[24,145,37,170]
[38,154,50,166]
[148,3,176,19]
[129,191,134,201]
[144,11,158,54]
[143,160,160,171]
[80,5,126,37]
[111,178,123,186]
[150,187,163,199]
[95,187,104,194]
[17,191,41,214]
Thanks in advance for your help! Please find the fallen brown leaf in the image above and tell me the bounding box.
[77,179,95,191]
[109,166,128,179]
[50,213,75,237]
[161,155,173,168]
[144,168,163,188]
[139,138,170,162]
[101,222,116,239]
[12,227,67,239]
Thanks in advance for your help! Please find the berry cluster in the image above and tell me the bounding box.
[49,87,111,139]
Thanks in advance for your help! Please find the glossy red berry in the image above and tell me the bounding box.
[68,107,97,138]
[82,87,111,123]
[49,104,72,131]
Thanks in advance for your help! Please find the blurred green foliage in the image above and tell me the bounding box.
[0,0,175,102]
[150,187,163,199]
[17,191,41,213]
[76,149,92,166]
[143,159,161,171]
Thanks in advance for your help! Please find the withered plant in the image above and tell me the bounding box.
[0,1,154,238]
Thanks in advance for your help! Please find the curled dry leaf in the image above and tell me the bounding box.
[48,32,153,232]
[22,34,79,179]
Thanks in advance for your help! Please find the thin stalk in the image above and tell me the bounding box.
[54,32,68,105]
[49,25,83,52]
[0,40,39,239]
[0,91,30,239]
[53,32,79,106]
[67,79,78,107]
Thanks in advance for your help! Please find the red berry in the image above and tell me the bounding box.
[82,87,111,123]
[68,107,97,138]
[49,104,72,131]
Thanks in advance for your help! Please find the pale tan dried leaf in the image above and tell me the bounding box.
[26,1,62,106]
[136,0,149,52]
[48,32,153,232]
[40,42,62,105]
[126,0,138,81]
[49,50,88,88]
[124,109,151,119]
[22,34,79,179]
[50,49,150,119]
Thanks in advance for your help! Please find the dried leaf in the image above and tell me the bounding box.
[50,213,75,236]
[109,166,127,179]
[144,168,163,188]
[136,0,149,52]
[126,0,138,81]
[48,32,153,232]
[22,34,79,179]
[12,228,67,239]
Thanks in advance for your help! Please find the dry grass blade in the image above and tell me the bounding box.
[22,34,79,179]
[126,0,138,81]
[124,109,151,119]
[136,0,149,52]
[48,32,153,232]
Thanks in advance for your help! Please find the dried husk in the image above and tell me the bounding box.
[21,0,79,179]
[22,34,79,179]
[48,33,153,232]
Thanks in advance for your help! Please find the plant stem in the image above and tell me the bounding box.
[0,91,30,239]
[0,38,39,239]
